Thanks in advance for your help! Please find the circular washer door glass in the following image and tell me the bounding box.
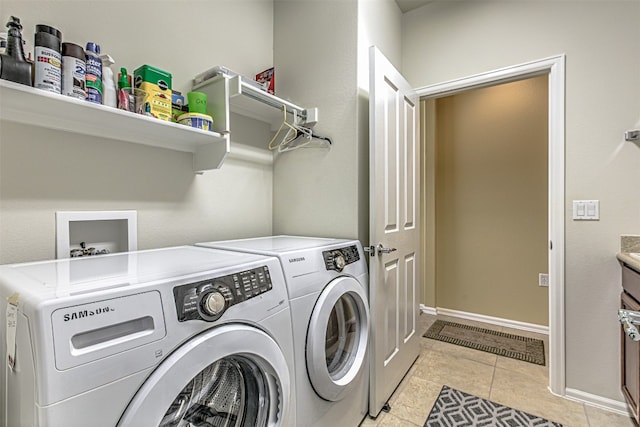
[306,275,369,402]
[160,356,269,427]
[325,293,361,379]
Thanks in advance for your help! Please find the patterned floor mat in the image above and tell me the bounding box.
[425,386,562,427]
[424,320,545,365]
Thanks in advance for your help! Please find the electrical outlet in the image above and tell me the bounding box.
[539,273,549,287]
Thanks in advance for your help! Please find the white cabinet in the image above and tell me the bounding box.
[0,79,229,173]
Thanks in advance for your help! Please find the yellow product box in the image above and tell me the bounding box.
[134,65,172,122]
[137,82,172,121]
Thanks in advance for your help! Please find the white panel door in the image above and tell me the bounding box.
[368,46,421,417]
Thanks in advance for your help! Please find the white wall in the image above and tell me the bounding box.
[356,0,402,243]
[272,0,401,243]
[272,0,361,239]
[358,0,403,89]
[402,0,640,403]
[0,1,275,263]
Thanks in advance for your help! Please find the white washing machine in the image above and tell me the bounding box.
[0,246,295,427]
[197,236,370,427]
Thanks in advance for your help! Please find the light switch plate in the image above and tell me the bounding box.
[572,200,599,220]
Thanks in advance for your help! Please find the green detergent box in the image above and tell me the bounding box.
[134,65,172,121]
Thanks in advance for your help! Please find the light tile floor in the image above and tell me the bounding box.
[359,313,636,427]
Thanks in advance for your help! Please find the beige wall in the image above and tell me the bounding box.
[403,0,640,403]
[434,76,549,326]
[0,1,275,264]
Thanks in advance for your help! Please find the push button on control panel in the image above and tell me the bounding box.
[173,266,273,322]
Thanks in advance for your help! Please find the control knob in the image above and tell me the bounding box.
[332,251,346,271]
[198,289,227,320]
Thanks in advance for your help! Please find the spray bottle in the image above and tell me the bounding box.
[99,53,116,108]
[0,16,32,86]
[117,67,134,112]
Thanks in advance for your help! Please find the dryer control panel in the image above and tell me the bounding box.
[173,266,273,322]
[323,245,360,272]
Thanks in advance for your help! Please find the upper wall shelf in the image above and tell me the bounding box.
[0,79,230,173]
[193,74,318,131]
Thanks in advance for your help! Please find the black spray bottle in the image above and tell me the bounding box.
[0,16,32,86]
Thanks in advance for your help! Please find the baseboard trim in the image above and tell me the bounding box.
[419,305,549,335]
[420,304,437,315]
[565,388,631,416]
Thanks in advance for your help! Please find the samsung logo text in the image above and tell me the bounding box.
[63,306,114,322]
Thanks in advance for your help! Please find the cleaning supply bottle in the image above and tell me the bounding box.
[117,67,134,112]
[99,53,116,107]
[84,42,102,104]
[0,16,32,86]
[33,24,62,93]
[61,42,85,99]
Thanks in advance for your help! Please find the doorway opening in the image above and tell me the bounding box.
[429,74,549,325]
[415,55,566,396]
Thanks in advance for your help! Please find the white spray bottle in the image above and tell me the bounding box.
[99,53,117,108]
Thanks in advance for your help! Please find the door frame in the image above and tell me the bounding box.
[413,55,566,396]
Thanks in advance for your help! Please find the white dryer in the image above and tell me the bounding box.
[197,236,370,427]
[0,246,295,427]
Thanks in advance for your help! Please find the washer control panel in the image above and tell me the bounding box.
[173,266,273,322]
[322,245,360,272]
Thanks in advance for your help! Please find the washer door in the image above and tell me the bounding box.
[306,276,369,402]
[118,324,290,427]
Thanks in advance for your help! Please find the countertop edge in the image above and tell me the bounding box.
[617,253,640,272]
